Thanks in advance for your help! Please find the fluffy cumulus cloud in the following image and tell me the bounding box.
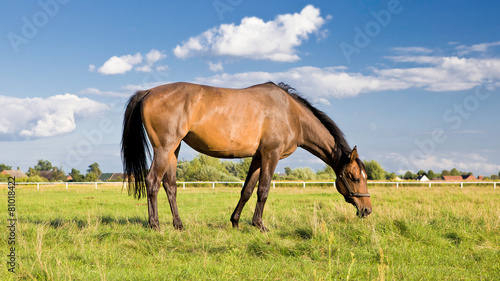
[194,53,500,98]
[93,49,167,75]
[0,94,109,139]
[173,5,326,62]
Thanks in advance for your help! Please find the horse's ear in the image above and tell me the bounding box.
[350,146,358,161]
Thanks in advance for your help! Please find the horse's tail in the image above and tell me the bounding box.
[121,90,150,199]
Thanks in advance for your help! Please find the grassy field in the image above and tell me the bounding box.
[1,183,499,280]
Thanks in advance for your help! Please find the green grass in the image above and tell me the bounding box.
[1,184,499,280]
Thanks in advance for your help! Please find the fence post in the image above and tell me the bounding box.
[494,182,496,189]
[333,182,336,189]
[429,182,431,188]
[66,182,68,189]
[183,182,186,189]
[37,183,39,190]
[461,182,463,189]
[396,182,399,189]
[272,182,275,189]
[212,182,215,189]
[303,182,306,189]
[95,182,98,189]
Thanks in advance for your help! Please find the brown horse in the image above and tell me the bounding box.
[122,82,371,231]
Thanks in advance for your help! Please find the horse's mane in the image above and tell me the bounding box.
[274,82,352,163]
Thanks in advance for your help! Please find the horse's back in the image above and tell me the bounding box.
[141,82,300,158]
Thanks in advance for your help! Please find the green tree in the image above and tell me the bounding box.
[0,163,12,172]
[69,168,84,182]
[316,165,336,180]
[450,168,460,176]
[26,167,40,177]
[288,167,317,181]
[284,167,292,176]
[427,170,436,180]
[417,170,426,176]
[441,170,450,176]
[386,172,397,181]
[51,166,66,181]
[235,158,252,180]
[364,160,386,180]
[34,159,53,171]
[85,162,102,182]
[404,171,414,180]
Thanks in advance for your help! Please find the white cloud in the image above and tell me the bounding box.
[377,56,500,91]
[392,46,434,54]
[97,53,143,75]
[456,41,500,56]
[208,61,224,72]
[0,94,108,139]
[136,49,167,73]
[95,49,167,75]
[173,5,326,62]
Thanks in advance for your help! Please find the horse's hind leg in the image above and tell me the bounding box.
[162,145,183,230]
[230,155,261,228]
[146,148,171,230]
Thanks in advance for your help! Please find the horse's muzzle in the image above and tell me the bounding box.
[357,206,372,218]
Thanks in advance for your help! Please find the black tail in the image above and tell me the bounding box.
[121,90,150,199]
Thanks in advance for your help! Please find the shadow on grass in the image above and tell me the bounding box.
[25,215,149,229]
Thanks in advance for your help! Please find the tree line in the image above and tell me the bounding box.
[0,160,102,182]
[1,157,499,182]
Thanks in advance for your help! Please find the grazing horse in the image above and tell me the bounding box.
[122,82,371,231]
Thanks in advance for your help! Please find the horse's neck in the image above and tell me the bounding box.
[298,114,343,173]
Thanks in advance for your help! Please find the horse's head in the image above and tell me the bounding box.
[335,146,372,218]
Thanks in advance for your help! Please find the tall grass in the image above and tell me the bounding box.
[1,185,499,280]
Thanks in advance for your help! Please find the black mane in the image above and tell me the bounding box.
[275,82,352,162]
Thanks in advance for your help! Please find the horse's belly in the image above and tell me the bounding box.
[182,128,260,158]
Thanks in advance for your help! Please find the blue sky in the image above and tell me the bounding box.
[1,0,499,176]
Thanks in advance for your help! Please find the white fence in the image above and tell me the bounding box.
[0,181,497,189]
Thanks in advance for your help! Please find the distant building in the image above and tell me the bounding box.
[1,170,27,178]
[443,175,477,181]
[99,173,127,182]
[416,175,429,182]
[39,171,54,181]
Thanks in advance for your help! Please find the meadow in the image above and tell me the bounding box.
[1,183,499,280]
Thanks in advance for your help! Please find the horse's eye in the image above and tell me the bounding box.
[353,178,360,183]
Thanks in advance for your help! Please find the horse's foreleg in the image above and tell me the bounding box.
[252,151,279,232]
[230,156,261,228]
[163,145,183,230]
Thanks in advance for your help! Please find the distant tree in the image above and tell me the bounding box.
[51,166,66,181]
[386,172,397,181]
[26,167,40,177]
[69,168,84,182]
[0,163,12,172]
[404,171,415,180]
[34,159,53,171]
[364,160,386,180]
[417,170,426,177]
[441,170,450,176]
[288,167,317,181]
[284,167,293,176]
[490,175,499,180]
[85,162,102,182]
[498,170,500,177]
[316,165,336,180]
[450,168,460,176]
[235,158,252,180]
[427,170,436,180]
